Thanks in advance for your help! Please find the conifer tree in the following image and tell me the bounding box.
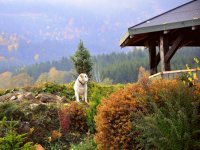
[71,40,93,77]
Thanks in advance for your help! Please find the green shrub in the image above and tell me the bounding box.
[47,140,68,150]
[0,117,34,150]
[34,82,68,96]
[65,82,75,101]
[0,89,5,96]
[0,102,25,121]
[87,96,100,133]
[70,135,97,150]
[136,83,200,150]
[88,82,122,101]
[28,104,60,145]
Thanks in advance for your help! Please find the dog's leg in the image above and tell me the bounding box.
[75,91,80,102]
[82,95,84,101]
[84,92,88,103]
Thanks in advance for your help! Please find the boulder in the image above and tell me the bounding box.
[0,93,13,102]
[17,94,25,101]
[30,103,39,109]
[10,95,17,101]
[0,91,62,104]
[36,93,62,103]
[25,92,34,99]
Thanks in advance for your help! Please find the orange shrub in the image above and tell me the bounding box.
[148,79,178,102]
[193,83,200,95]
[95,84,146,150]
[95,79,181,150]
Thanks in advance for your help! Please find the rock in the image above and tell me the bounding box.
[25,92,34,99]
[56,95,62,101]
[18,121,30,133]
[0,93,13,102]
[0,91,62,104]
[38,94,49,103]
[10,96,17,101]
[30,103,39,109]
[17,94,25,101]
[61,96,68,103]
[15,91,24,95]
[36,93,62,103]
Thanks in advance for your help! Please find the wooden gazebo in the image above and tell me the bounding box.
[119,0,200,78]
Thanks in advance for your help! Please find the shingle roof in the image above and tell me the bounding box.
[130,0,200,29]
[120,0,200,47]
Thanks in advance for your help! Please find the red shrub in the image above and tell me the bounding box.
[58,106,70,134]
[58,102,88,133]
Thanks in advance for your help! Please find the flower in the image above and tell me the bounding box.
[29,127,34,134]
[51,130,62,139]
[193,73,198,80]
[48,136,52,142]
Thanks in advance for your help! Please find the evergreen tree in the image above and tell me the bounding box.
[71,40,93,77]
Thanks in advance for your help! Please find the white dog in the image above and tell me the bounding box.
[74,73,88,103]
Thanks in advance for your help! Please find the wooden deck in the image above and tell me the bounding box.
[149,68,200,81]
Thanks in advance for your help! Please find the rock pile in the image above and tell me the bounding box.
[0,91,66,104]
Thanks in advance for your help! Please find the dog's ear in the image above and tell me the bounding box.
[79,73,84,81]
[80,73,84,78]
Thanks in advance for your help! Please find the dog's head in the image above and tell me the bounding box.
[78,73,88,84]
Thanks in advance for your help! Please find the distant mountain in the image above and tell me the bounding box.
[0,0,191,68]
[0,3,126,67]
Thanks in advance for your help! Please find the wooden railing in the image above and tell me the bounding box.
[149,68,200,80]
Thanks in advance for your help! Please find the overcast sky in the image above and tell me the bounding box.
[0,0,190,25]
[0,0,191,64]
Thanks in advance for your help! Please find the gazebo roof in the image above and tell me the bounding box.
[119,0,200,47]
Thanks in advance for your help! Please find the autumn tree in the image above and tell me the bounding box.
[10,72,33,87]
[71,40,93,77]
[36,72,48,83]
[0,71,12,89]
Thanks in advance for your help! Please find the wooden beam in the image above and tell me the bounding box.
[159,34,170,72]
[148,41,157,75]
[165,33,184,62]
[127,34,149,46]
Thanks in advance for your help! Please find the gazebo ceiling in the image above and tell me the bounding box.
[120,25,200,47]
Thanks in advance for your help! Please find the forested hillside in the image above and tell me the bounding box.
[93,47,200,83]
[0,47,199,89]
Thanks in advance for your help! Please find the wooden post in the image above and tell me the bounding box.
[164,35,170,71]
[148,41,157,75]
[159,34,170,72]
[160,35,165,72]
